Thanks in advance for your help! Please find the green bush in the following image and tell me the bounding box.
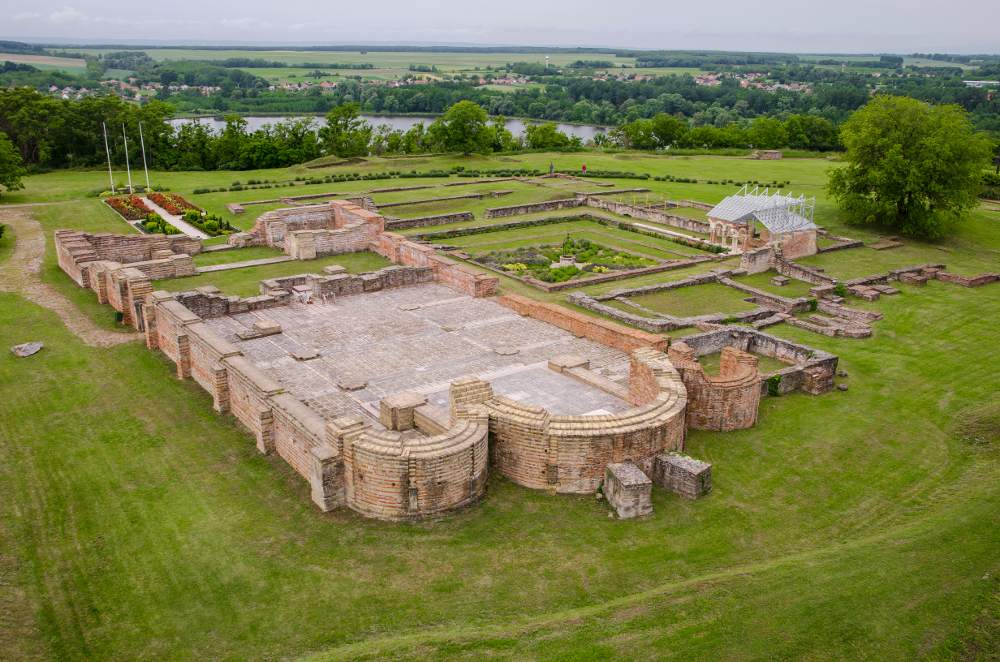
[766,374,782,396]
[833,283,848,297]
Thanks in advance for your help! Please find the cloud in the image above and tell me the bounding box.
[14,11,42,20]
[220,17,268,29]
[49,6,83,22]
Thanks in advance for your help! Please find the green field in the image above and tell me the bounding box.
[190,245,284,267]
[2,151,998,659]
[697,349,791,375]
[624,282,759,317]
[155,251,390,296]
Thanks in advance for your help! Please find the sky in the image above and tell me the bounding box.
[4,0,999,54]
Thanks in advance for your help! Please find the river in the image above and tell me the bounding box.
[169,114,607,142]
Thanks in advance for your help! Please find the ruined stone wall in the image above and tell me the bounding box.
[186,322,241,412]
[668,343,761,431]
[270,393,329,481]
[678,327,838,396]
[174,290,291,319]
[485,348,687,493]
[372,232,499,298]
[775,230,817,259]
[335,419,489,521]
[582,196,711,234]
[484,198,583,218]
[55,230,200,286]
[773,254,835,285]
[223,355,284,454]
[497,294,667,353]
[383,212,474,230]
[739,246,774,274]
[935,271,999,287]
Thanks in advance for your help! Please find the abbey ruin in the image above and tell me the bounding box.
[54,197,851,521]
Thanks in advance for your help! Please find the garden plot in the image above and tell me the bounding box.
[436,220,712,260]
[472,236,659,284]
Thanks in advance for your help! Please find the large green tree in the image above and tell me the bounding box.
[318,102,372,158]
[829,96,991,239]
[427,101,493,155]
[0,132,26,198]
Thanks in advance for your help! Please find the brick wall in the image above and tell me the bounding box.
[581,196,711,234]
[497,294,667,353]
[384,212,474,230]
[668,343,761,430]
[487,348,687,493]
[484,198,583,218]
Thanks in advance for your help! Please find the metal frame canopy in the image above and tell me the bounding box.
[708,185,817,234]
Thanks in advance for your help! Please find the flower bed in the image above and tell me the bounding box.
[149,192,200,216]
[474,237,657,283]
[105,195,153,221]
[181,210,235,237]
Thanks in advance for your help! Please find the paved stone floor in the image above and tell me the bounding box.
[204,284,633,428]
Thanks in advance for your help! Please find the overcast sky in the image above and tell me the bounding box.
[5,0,999,54]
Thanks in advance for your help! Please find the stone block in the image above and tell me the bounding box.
[770,275,790,287]
[253,319,282,335]
[379,392,428,431]
[337,378,368,392]
[548,355,590,373]
[604,462,653,519]
[653,453,712,499]
[322,265,348,275]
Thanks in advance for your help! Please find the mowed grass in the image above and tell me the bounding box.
[626,282,759,317]
[732,270,816,298]
[436,219,711,260]
[0,224,14,264]
[191,245,284,267]
[154,251,390,296]
[1,271,997,659]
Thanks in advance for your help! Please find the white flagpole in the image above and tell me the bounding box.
[138,122,151,191]
[102,122,115,194]
[122,124,133,194]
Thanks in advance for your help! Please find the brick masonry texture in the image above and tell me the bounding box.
[604,462,653,518]
[497,294,667,353]
[667,343,762,431]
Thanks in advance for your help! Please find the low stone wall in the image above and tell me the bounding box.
[377,191,510,209]
[261,265,435,300]
[484,198,583,218]
[497,294,668,353]
[567,271,774,332]
[739,246,774,275]
[55,229,201,287]
[173,289,291,319]
[667,344,761,431]
[469,347,687,493]
[581,196,711,235]
[935,271,999,287]
[773,254,836,285]
[384,212,474,230]
[677,327,838,396]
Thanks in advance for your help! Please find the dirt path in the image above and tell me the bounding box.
[0,208,139,347]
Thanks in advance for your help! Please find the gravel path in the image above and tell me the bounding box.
[0,207,140,347]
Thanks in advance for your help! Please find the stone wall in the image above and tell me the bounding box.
[935,271,999,287]
[581,196,711,235]
[174,289,291,319]
[372,232,498,298]
[676,327,838,396]
[479,347,687,493]
[667,343,761,431]
[384,212,474,230]
[776,230,818,259]
[738,246,774,275]
[497,294,668,353]
[484,198,583,218]
[55,229,200,287]
[260,265,435,300]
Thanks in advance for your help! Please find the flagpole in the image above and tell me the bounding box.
[122,124,133,194]
[138,122,151,191]
[102,122,115,194]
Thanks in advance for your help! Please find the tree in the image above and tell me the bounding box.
[0,132,26,198]
[524,123,575,150]
[427,101,493,155]
[319,102,372,158]
[650,113,688,147]
[828,96,991,239]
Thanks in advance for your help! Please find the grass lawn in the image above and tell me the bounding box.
[154,251,390,296]
[4,152,999,659]
[732,270,816,298]
[0,224,13,264]
[698,349,791,375]
[627,282,759,317]
[1,273,997,659]
[437,219,711,260]
[191,246,284,267]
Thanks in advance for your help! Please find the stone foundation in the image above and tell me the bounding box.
[604,463,653,518]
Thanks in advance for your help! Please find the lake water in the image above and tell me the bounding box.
[169,114,607,142]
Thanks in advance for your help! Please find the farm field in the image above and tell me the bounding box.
[0,52,87,70]
[1,151,998,659]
